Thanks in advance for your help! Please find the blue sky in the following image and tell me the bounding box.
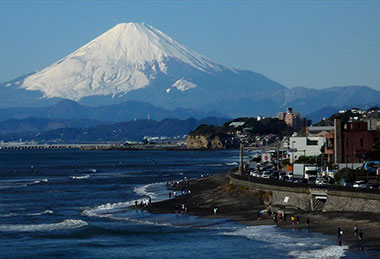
[0,1,379,90]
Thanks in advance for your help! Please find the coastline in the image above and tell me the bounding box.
[147,173,380,253]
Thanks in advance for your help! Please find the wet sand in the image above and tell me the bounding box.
[147,173,380,252]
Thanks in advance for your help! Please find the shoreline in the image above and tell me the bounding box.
[146,173,380,253]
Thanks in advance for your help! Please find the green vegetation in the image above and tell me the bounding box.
[334,167,377,185]
[189,124,226,138]
[366,139,380,160]
[190,117,292,138]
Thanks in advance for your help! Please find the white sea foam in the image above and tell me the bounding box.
[0,178,48,189]
[82,200,135,217]
[0,219,87,232]
[225,162,238,166]
[27,210,54,216]
[0,213,19,217]
[289,245,347,258]
[133,181,167,200]
[220,225,347,258]
[70,175,90,180]
[83,182,167,218]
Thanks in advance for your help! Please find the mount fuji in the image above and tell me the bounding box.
[1,22,380,120]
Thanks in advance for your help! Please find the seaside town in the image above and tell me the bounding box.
[143,106,380,252]
[1,1,380,257]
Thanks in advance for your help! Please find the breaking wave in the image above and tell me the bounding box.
[0,219,87,232]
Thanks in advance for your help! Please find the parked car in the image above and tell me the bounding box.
[368,183,379,189]
[279,171,287,181]
[339,178,352,187]
[315,178,329,185]
[353,180,367,188]
[270,171,279,180]
[262,171,271,179]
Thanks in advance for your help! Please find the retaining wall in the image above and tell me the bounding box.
[230,173,380,213]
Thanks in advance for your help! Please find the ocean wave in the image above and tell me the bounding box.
[70,175,90,180]
[220,225,347,258]
[225,162,238,166]
[133,181,167,200]
[288,245,347,258]
[27,210,54,216]
[83,182,167,219]
[0,178,48,189]
[0,213,19,217]
[0,219,87,232]
[32,178,48,184]
[82,200,135,217]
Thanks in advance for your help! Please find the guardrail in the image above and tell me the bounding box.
[230,172,380,195]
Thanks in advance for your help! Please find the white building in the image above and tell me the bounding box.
[289,136,326,163]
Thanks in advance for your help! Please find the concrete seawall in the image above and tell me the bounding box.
[230,173,380,213]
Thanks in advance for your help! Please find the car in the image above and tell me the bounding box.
[315,178,329,185]
[262,171,271,178]
[279,171,287,180]
[316,178,324,185]
[250,171,259,177]
[340,178,352,187]
[368,183,379,189]
[270,171,279,180]
[353,180,367,188]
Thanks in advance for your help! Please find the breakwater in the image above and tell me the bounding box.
[230,173,380,213]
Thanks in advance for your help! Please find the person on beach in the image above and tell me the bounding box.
[273,212,278,223]
[173,191,176,198]
[291,216,295,225]
[135,200,138,208]
[213,207,218,215]
[359,230,363,241]
[306,217,310,228]
[354,225,359,236]
[296,215,300,224]
[279,212,283,221]
[169,192,172,199]
[337,227,343,238]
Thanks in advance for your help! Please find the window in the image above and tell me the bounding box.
[306,138,318,145]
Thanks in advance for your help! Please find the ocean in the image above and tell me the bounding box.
[0,149,372,258]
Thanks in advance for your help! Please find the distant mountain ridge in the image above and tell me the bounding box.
[0,117,103,135]
[0,117,230,143]
[0,99,226,122]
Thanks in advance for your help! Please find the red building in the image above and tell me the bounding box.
[325,117,380,163]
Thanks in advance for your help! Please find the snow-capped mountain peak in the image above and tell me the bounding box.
[21,22,227,100]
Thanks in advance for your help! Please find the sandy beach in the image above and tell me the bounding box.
[147,173,380,252]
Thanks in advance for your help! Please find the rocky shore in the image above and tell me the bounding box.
[147,173,380,252]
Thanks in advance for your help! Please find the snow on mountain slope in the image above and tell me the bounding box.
[167,78,197,93]
[21,23,229,100]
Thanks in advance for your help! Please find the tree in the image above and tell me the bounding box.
[366,140,380,161]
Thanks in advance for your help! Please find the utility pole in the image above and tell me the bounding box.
[239,141,244,174]
[277,140,280,171]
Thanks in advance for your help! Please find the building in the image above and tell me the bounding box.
[289,136,326,163]
[277,107,310,131]
[324,116,380,163]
